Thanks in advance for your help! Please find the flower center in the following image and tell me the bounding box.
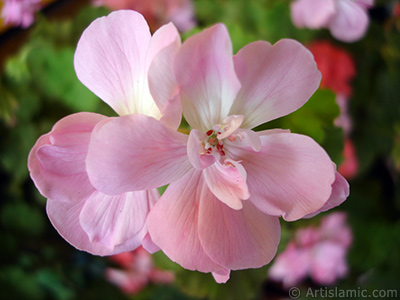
[203,129,226,156]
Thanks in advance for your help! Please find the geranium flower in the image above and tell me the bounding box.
[28,10,181,255]
[269,212,352,287]
[86,24,349,282]
[92,0,196,32]
[1,0,41,28]
[291,0,374,42]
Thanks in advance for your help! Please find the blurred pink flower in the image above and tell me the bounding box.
[334,94,353,136]
[269,212,352,287]
[28,11,181,255]
[291,0,374,42]
[106,247,174,295]
[93,0,196,32]
[86,24,349,283]
[1,0,41,28]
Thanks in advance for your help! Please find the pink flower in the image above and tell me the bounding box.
[106,247,174,295]
[269,212,352,287]
[86,24,349,282]
[93,0,196,32]
[1,0,41,28]
[291,0,374,42]
[28,11,181,255]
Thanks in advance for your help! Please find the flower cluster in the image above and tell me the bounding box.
[269,212,352,287]
[290,0,374,42]
[28,10,349,283]
[1,0,41,28]
[92,0,196,32]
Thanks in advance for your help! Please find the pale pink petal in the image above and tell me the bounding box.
[147,23,182,130]
[303,171,349,218]
[158,94,183,131]
[47,196,148,256]
[212,269,231,284]
[146,170,224,273]
[79,190,156,251]
[226,131,336,221]
[142,233,161,254]
[199,195,281,270]
[86,114,191,195]
[28,112,106,202]
[74,10,159,117]
[231,40,321,129]
[235,129,262,152]
[202,160,249,210]
[329,0,370,42]
[355,0,374,8]
[291,0,336,28]
[216,115,244,140]
[187,129,217,169]
[174,24,241,132]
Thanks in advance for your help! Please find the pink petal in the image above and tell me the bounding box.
[290,0,336,29]
[199,194,281,270]
[212,269,231,284]
[74,10,153,116]
[231,40,321,129]
[47,193,152,256]
[235,129,262,152]
[158,94,183,131]
[28,112,106,202]
[87,114,191,195]
[74,11,180,119]
[202,159,249,210]
[329,0,370,42]
[355,0,374,8]
[174,24,241,132]
[146,170,224,273]
[142,233,161,254]
[147,23,182,130]
[226,131,336,221]
[303,171,349,218]
[187,129,217,170]
[216,115,244,140]
[79,189,157,251]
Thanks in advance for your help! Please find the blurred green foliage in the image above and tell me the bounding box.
[0,0,399,299]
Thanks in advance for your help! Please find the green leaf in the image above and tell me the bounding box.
[27,46,99,112]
